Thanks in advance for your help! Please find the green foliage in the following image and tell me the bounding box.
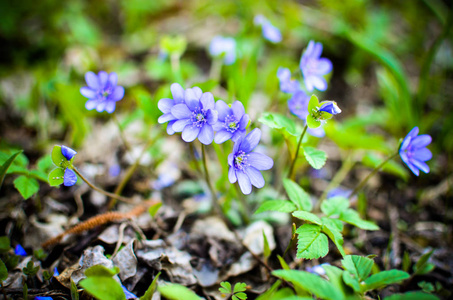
[158,283,202,300]
[219,281,248,300]
[263,231,271,261]
[0,259,7,282]
[13,175,39,199]
[71,278,79,300]
[282,179,312,211]
[0,150,22,189]
[339,209,379,231]
[303,147,327,170]
[295,224,329,259]
[84,265,120,277]
[292,211,322,225]
[321,197,350,217]
[384,291,439,300]
[413,250,435,276]
[80,276,126,300]
[140,272,160,300]
[259,112,298,137]
[48,168,65,186]
[22,260,39,276]
[160,35,187,58]
[0,236,11,253]
[254,200,297,214]
[363,270,410,291]
[362,152,409,181]
[148,202,162,218]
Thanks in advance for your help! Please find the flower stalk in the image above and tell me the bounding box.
[201,144,222,215]
[288,124,308,180]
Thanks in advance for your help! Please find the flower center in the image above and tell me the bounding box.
[99,86,113,100]
[234,150,249,171]
[224,115,238,133]
[191,108,207,128]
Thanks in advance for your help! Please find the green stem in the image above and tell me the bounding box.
[349,152,399,199]
[72,167,133,203]
[112,113,131,152]
[209,57,223,81]
[288,124,308,180]
[234,183,250,225]
[201,144,222,215]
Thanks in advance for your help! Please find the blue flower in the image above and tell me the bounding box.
[213,100,249,143]
[80,71,125,113]
[319,101,341,115]
[300,41,333,92]
[158,83,187,135]
[14,244,27,256]
[35,297,53,300]
[122,284,138,299]
[209,36,236,65]
[277,67,300,94]
[169,87,219,145]
[228,129,273,194]
[288,90,310,120]
[61,145,77,187]
[254,15,282,43]
[306,263,330,276]
[399,127,432,176]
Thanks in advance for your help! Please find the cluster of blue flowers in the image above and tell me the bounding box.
[158,83,273,194]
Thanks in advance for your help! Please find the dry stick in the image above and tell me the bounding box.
[348,152,399,200]
[72,168,134,204]
[107,139,154,210]
[288,125,308,180]
[42,199,158,248]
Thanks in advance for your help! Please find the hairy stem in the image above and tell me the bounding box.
[349,152,399,199]
[288,124,308,180]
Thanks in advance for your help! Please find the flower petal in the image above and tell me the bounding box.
[185,89,199,111]
[171,104,192,119]
[192,87,203,99]
[228,167,237,183]
[407,127,419,139]
[412,159,430,174]
[85,71,100,89]
[248,152,273,170]
[108,72,118,87]
[85,99,98,110]
[308,75,327,91]
[215,129,233,144]
[172,119,191,132]
[413,148,432,162]
[96,101,107,112]
[158,98,175,113]
[241,128,261,153]
[80,87,97,99]
[237,171,252,195]
[312,42,323,58]
[198,125,214,145]
[238,114,249,129]
[61,145,77,160]
[200,92,215,110]
[182,126,201,142]
[166,121,176,135]
[215,100,231,121]
[314,58,332,75]
[231,101,245,120]
[98,71,108,87]
[171,83,185,103]
[245,167,265,188]
[411,134,432,149]
[105,101,116,113]
[206,109,218,125]
[110,86,125,101]
[64,168,77,186]
[158,113,177,124]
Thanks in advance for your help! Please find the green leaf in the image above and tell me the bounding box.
[323,265,356,298]
[307,94,319,112]
[70,278,79,300]
[233,282,247,293]
[148,202,162,218]
[13,176,39,199]
[384,292,439,300]
[79,276,126,300]
[51,145,66,167]
[277,255,290,270]
[303,147,327,170]
[341,255,374,281]
[342,271,361,292]
[0,151,22,189]
[234,292,247,300]
[0,259,7,282]
[272,269,344,300]
[295,224,329,259]
[292,211,322,225]
[158,283,202,300]
[258,112,298,137]
[84,265,120,277]
[413,250,434,275]
[283,179,312,211]
[48,168,65,187]
[363,270,410,291]
[263,231,271,260]
[321,197,350,217]
[322,221,345,257]
[339,209,379,231]
[0,236,11,253]
[140,272,161,300]
[255,200,297,214]
[219,281,232,294]
[307,115,322,129]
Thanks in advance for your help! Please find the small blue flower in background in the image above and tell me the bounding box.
[213,100,249,144]
[14,244,27,256]
[254,15,282,43]
[109,164,121,177]
[158,83,187,135]
[228,128,273,194]
[122,284,138,299]
[306,263,330,276]
[209,36,237,65]
[300,40,332,92]
[288,91,310,120]
[80,71,125,113]
[399,127,432,176]
[35,297,53,300]
[61,146,78,187]
[277,67,300,94]
[327,187,352,199]
[53,267,59,276]
[170,87,218,145]
[319,101,341,115]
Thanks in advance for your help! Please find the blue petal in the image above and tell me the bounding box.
[228,166,237,183]
[237,171,252,195]
[206,109,218,125]
[35,297,53,300]
[171,104,192,119]
[64,168,77,186]
[105,101,116,114]
[158,98,175,113]
[172,119,191,132]
[411,134,432,149]
[200,92,215,110]
[184,89,199,110]
[215,129,233,144]
[80,87,97,99]
[61,146,77,161]
[108,72,118,87]
[413,148,432,162]
[412,159,430,174]
[85,99,99,110]
[15,244,27,256]
[182,126,200,142]
[110,86,125,101]
[215,100,231,121]
[245,167,265,188]
[231,101,245,120]
[122,284,138,299]
[85,71,100,89]
[248,152,273,170]
[241,128,261,153]
[198,125,214,145]
[171,83,185,103]
[158,113,177,124]
[98,71,108,87]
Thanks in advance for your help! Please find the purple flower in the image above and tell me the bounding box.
[14,244,27,256]
[277,67,300,94]
[228,128,273,194]
[300,41,332,92]
[35,297,53,300]
[254,15,282,43]
[399,127,432,176]
[288,90,310,120]
[61,146,77,187]
[122,284,137,299]
[213,100,249,144]
[170,87,218,145]
[319,101,341,115]
[209,36,237,65]
[306,263,330,276]
[80,71,125,113]
[158,83,187,135]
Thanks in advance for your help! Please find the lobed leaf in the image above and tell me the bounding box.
[254,200,297,214]
[341,255,374,281]
[322,221,345,257]
[13,176,39,200]
[0,259,7,282]
[48,168,65,187]
[362,270,410,292]
[303,147,327,170]
[292,211,322,225]
[0,151,23,189]
[283,179,312,211]
[321,196,350,217]
[339,209,379,231]
[295,224,329,259]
